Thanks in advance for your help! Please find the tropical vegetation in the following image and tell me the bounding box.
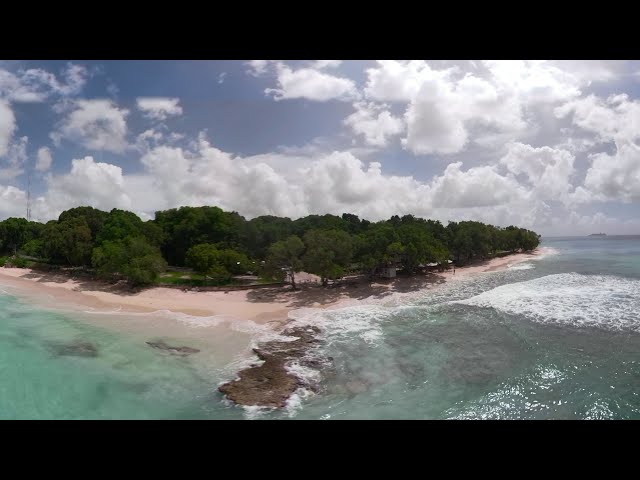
[0,206,540,288]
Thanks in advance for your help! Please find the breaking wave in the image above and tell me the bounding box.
[454,273,640,332]
[508,262,535,271]
[288,304,394,347]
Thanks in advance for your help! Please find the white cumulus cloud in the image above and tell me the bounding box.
[43,156,132,217]
[582,142,640,203]
[555,93,640,145]
[0,99,16,157]
[35,147,53,172]
[51,99,129,153]
[344,102,404,147]
[265,62,358,102]
[136,97,183,121]
[0,135,28,180]
[363,60,591,155]
[0,63,88,103]
[500,142,576,200]
[311,60,342,69]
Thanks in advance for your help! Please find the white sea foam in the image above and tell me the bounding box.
[531,246,560,260]
[286,360,323,384]
[288,304,392,346]
[237,386,316,419]
[82,305,123,314]
[242,404,273,419]
[227,318,290,342]
[285,388,316,417]
[454,273,640,331]
[243,303,399,414]
[80,306,286,341]
[235,385,317,420]
[507,262,535,271]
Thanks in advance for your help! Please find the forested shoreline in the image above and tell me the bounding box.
[0,206,540,288]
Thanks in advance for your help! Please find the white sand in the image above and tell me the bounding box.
[439,250,542,282]
[0,248,542,331]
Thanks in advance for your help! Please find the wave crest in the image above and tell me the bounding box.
[455,273,640,331]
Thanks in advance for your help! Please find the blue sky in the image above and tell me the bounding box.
[1,60,640,236]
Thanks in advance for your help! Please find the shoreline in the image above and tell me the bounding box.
[215,248,545,408]
[0,248,544,330]
[1,248,546,409]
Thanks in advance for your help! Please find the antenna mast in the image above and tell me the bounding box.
[26,172,32,221]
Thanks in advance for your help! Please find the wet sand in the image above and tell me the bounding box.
[0,249,543,332]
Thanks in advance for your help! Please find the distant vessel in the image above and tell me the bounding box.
[589,233,607,236]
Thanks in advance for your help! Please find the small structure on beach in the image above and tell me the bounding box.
[423,262,439,272]
[380,266,397,278]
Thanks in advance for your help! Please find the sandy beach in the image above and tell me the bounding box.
[0,249,543,330]
[0,248,546,409]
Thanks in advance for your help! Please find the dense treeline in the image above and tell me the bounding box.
[0,206,540,288]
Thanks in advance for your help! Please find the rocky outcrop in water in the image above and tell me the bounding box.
[218,325,324,408]
[49,340,98,357]
[146,341,200,356]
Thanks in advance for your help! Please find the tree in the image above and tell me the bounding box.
[154,206,244,266]
[185,243,250,285]
[520,229,540,251]
[244,215,294,259]
[1,201,542,285]
[385,241,404,264]
[292,214,348,237]
[216,248,251,275]
[122,237,169,286]
[41,217,93,266]
[58,206,108,241]
[139,220,164,247]
[500,226,521,253]
[186,244,226,279]
[96,209,145,245]
[341,213,364,234]
[303,229,353,286]
[21,239,44,258]
[266,235,305,289]
[0,217,31,255]
[355,222,400,278]
[396,222,447,273]
[447,222,475,265]
[91,240,126,279]
[92,236,167,286]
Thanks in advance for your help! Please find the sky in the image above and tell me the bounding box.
[1,59,640,236]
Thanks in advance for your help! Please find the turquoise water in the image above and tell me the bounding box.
[2,236,640,419]
[0,291,253,419]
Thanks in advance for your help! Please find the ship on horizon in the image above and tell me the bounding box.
[589,233,607,236]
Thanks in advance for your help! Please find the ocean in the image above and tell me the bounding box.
[1,236,639,419]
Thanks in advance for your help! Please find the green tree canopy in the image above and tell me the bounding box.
[92,236,167,286]
[58,206,108,241]
[0,217,37,255]
[41,217,93,266]
[96,209,145,245]
[185,243,250,285]
[302,229,353,286]
[154,206,244,266]
[266,235,305,289]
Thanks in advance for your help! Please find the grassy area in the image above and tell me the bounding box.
[155,270,283,287]
[156,276,208,287]
[156,269,243,287]
[159,270,197,280]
